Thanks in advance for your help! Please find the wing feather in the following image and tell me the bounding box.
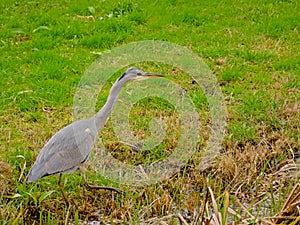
[26,119,97,182]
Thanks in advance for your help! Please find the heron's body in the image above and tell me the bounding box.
[26,67,163,204]
[26,119,97,182]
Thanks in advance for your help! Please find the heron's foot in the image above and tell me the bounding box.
[85,183,124,194]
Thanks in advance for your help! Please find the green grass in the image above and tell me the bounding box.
[1,0,299,224]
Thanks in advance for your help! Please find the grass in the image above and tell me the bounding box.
[0,0,299,224]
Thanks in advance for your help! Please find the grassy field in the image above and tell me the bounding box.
[0,0,299,224]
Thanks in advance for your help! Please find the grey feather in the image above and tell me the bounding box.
[26,119,97,182]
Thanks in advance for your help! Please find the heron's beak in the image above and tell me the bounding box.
[142,72,164,78]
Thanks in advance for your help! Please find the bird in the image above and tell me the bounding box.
[26,67,163,206]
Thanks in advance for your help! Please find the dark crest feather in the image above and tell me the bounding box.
[117,72,126,81]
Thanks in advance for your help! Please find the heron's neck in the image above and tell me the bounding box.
[93,80,125,131]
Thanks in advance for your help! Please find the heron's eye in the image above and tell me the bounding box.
[137,72,142,76]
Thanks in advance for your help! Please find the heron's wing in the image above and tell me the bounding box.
[44,120,97,173]
[26,119,97,182]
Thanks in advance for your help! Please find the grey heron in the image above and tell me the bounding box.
[26,67,163,205]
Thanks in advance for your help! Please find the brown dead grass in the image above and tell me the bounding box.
[1,123,299,224]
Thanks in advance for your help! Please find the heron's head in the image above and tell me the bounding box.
[118,67,163,82]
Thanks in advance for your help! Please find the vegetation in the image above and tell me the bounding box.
[0,0,299,224]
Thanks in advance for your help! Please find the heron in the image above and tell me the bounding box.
[26,67,163,206]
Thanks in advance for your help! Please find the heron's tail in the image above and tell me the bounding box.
[26,163,49,183]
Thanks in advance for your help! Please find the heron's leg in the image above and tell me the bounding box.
[79,165,124,194]
[58,174,70,206]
